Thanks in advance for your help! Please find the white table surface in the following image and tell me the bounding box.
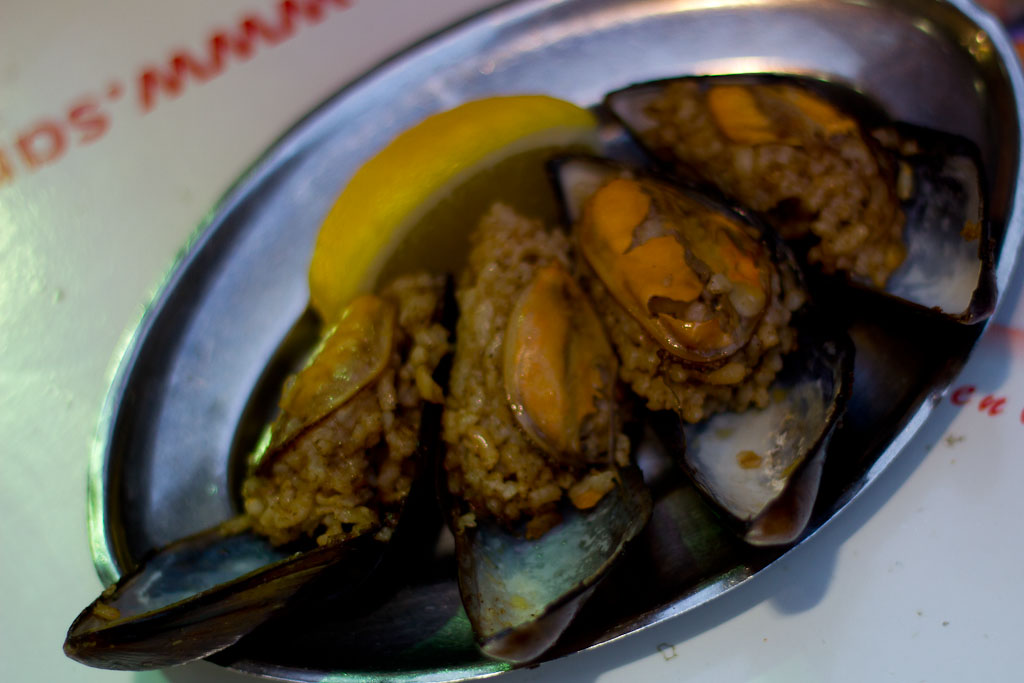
[3,1,1023,681]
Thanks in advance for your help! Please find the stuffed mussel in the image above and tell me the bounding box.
[442,204,652,662]
[606,74,994,322]
[65,273,450,670]
[551,155,852,545]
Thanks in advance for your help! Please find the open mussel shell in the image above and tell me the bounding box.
[664,316,853,546]
[448,465,651,663]
[878,122,994,322]
[63,518,385,670]
[605,73,995,323]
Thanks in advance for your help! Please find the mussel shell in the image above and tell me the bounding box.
[879,122,994,323]
[662,313,854,546]
[63,520,385,670]
[448,465,651,663]
[604,73,994,323]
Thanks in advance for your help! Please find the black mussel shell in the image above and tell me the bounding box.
[63,519,385,670]
[447,465,651,663]
[663,315,854,546]
[604,73,994,323]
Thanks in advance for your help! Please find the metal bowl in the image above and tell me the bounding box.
[87,0,1024,680]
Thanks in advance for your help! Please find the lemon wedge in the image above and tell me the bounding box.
[308,95,599,321]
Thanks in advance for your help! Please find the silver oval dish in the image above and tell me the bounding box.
[88,0,1024,681]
